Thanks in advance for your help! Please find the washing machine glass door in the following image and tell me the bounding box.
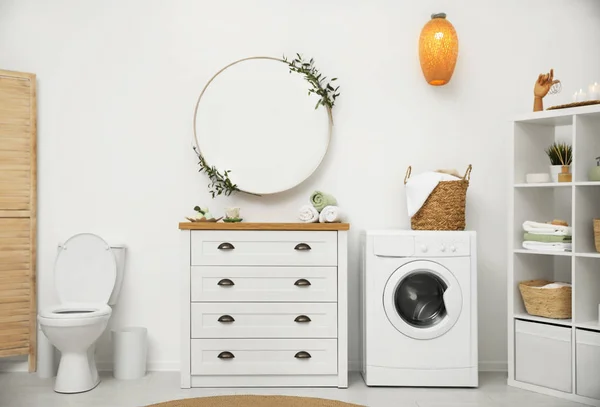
[383,260,462,340]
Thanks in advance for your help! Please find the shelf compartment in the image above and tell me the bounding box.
[574,257,600,325]
[574,114,600,183]
[514,313,572,327]
[574,186,600,253]
[513,187,572,250]
[513,121,573,184]
[513,253,571,316]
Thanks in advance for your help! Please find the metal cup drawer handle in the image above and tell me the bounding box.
[217,351,235,359]
[218,315,235,323]
[294,243,312,251]
[294,351,312,359]
[218,242,235,250]
[217,278,235,287]
[294,278,311,287]
[294,315,311,323]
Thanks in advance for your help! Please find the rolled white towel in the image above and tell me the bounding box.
[319,205,343,223]
[298,205,319,223]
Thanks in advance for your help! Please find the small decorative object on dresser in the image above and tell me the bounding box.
[186,206,222,223]
[223,207,242,223]
[533,69,560,112]
[179,222,350,388]
[545,142,572,183]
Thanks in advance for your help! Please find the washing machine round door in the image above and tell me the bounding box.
[383,260,462,340]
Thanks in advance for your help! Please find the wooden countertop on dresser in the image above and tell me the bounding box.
[178,222,350,231]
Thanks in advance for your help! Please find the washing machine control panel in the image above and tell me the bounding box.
[414,235,471,257]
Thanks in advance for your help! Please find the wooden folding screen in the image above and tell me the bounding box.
[0,70,37,372]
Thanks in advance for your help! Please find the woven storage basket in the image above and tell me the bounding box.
[404,165,472,231]
[518,279,572,319]
[594,219,600,252]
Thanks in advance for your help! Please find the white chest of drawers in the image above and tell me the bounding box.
[179,222,349,388]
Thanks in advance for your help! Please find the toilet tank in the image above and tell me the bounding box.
[108,245,127,306]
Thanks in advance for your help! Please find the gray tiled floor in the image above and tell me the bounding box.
[0,372,587,407]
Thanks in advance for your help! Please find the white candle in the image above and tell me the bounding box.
[575,89,587,102]
[589,82,600,101]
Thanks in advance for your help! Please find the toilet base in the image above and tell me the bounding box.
[54,346,100,394]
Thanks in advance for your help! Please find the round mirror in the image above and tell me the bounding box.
[193,57,332,195]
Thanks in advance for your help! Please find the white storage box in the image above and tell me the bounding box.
[515,320,572,393]
[576,329,600,399]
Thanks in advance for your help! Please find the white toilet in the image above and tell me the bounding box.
[38,233,126,394]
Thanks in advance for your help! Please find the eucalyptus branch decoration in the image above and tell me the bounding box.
[283,54,340,112]
[193,54,340,198]
[193,147,239,198]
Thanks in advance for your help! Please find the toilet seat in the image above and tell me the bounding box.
[38,304,112,327]
[40,303,111,319]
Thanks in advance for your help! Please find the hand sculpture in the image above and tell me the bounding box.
[533,69,560,112]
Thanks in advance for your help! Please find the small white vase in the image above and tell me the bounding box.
[550,165,563,183]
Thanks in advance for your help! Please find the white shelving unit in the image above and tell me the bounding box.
[509,105,600,406]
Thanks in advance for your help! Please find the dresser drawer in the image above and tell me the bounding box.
[191,303,337,339]
[191,231,337,266]
[191,266,337,302]
[191,339,337,376]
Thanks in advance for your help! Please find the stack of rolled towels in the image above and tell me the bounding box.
[298,191,344,223]
[522,220,572,252]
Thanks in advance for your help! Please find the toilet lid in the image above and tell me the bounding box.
[54,233,117,304]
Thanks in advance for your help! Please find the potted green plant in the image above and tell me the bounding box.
[545,142,572,182]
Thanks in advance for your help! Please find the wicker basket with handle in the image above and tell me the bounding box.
[404,165,472,231]
[518,279,572,319]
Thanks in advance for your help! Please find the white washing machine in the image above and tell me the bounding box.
[360,230,478,387]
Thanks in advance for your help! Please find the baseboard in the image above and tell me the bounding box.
[0,359,508,374]
[479,361,508,372]
[96,361,180,372]
[348,361,507,373]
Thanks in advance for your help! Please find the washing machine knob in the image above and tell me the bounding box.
[450,245,457,252]
[440,245,446,252]
[420,245,428,253]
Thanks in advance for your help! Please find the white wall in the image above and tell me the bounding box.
[1,0,599,372]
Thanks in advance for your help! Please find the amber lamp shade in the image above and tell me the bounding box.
[419,13,459,86]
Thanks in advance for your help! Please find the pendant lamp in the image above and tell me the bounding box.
[419,13,459,86]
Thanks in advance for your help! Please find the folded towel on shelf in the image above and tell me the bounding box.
[298,205,319,223]
[523,233,572,243]
[522,241,572,252]
[523,221,572,236]
[319,205,344,223]
[310,191,337,213]
[405,171,460,217]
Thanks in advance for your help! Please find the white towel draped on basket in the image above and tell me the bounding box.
[319,205,343,223]
[405,172,460,217]
[298,205,319,223]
